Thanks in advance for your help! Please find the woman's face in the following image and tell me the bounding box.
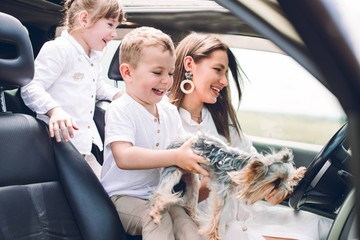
[189,49,229,104]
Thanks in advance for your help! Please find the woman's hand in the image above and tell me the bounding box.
[47,107,79,142]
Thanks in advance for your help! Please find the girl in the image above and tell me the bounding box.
[21,0,124,178]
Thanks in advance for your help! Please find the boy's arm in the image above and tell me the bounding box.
[110,139,209,177]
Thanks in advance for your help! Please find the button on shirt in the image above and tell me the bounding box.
[21,30,119,154]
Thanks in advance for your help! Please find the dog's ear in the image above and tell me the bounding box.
[229,159,269,202]
[229,159,268,186]
[249,160,268,179]
[289,166,306,187]
[278,148,294,163]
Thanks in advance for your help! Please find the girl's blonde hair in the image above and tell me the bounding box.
[120,26,175,68]
[62,0,125,31]
[169,32,246,143]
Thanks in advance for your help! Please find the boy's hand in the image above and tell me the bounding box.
[175,137,209,177]
[47,107,79,142]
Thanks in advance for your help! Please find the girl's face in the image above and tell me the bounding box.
[81,17,119,54]
[124,46,175,111]
[188,49,229,104]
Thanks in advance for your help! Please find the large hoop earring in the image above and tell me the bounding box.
[180,71,194,94]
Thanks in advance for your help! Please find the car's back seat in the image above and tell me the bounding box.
[0,11,127,240]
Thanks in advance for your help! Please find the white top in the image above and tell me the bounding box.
[100,94,185,199]
[225,201,333,240]
[21,30,119,154]
[178,107,256,154]
[179,106,333,240]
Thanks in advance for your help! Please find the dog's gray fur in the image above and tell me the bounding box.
[149,133,306,240]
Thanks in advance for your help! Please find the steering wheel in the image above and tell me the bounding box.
[289,123,350,210]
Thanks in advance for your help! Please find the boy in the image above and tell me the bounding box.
[100,26,208,240]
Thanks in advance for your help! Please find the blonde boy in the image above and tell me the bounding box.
[100,27,208,240]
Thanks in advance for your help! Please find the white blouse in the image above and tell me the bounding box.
[178,107,256,154]
[179,106,332,240]
[21,30,119,154]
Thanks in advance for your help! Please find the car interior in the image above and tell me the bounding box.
[0,12,128,240]
[1,0,359,239]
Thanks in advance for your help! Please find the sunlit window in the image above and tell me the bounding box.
[231,48,346,146]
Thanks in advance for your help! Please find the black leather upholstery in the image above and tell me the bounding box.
[0,12,127,240]
[94,100,111,143]
[0,115,127,240]
[107,42,123,81]
[92,41,121,165]
[0,12,34,89]
[92,100,111,165]
[4,89,36,115]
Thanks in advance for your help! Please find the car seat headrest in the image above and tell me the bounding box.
[107,43,123,82]
[0,12,34,90]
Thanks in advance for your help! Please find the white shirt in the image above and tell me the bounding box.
[178,107,332,240]
[178,107,256,154]
[226,201,333,240]
[101,94,185,199]
[21,30,119,154]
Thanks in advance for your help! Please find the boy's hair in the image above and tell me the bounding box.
[62,0,125,31]
[120,26,175,68]
[169,32,246,143]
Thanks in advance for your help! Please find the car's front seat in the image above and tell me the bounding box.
[0,12,127,240]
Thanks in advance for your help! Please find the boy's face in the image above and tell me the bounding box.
[125,45,175,107]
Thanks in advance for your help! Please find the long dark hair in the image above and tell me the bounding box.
[169,32,246,143]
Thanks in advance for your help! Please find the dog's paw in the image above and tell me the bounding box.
[290,166,307,186]
[298,166,307,177]
[149,209,162,225]
[200,231,220,240]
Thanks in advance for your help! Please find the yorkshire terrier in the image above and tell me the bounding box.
[148,133,306,240]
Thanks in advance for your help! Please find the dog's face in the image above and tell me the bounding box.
[229,148,306,205]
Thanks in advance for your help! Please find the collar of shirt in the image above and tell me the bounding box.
[178,107,208,126]
[178,106,222,139]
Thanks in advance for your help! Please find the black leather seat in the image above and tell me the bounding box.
[0,12,127,240]
[107,43,123,84]
[92,43,122,165]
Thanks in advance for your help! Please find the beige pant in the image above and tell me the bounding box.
[83,154,101,179]
[111,195,203,240]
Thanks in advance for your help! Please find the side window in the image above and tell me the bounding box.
[231,48,346,146]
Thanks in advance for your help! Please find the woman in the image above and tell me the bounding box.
[169,32,255,202]
[168,32,332,240]
[169,33,254,153]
